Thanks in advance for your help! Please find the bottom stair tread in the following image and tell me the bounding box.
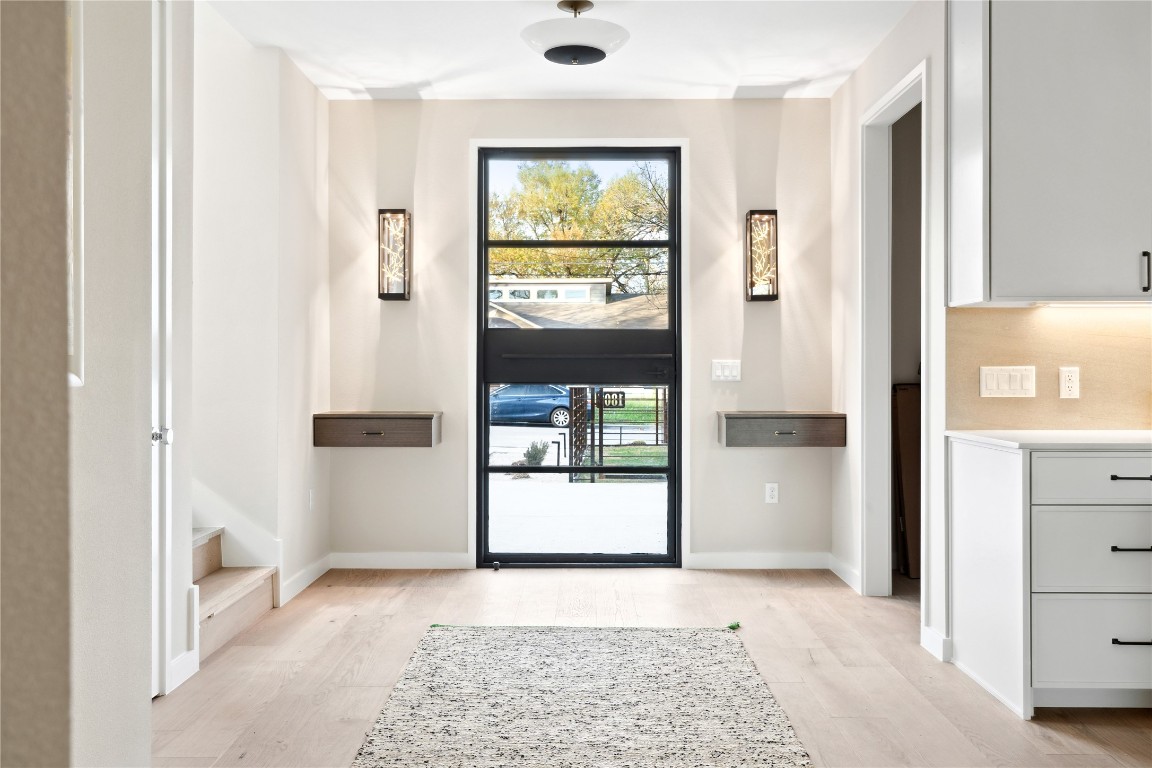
[197,566,275,619]
[197,566,275,660]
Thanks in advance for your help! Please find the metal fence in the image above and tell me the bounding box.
[567,386,668,480]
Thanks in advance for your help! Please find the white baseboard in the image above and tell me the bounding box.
[827,555,861,592]
[165,584,200,695]
[329,551,474,569]
[280,554,332,605]
[682,552,833,569]
[952,658,1026,718]
[1033,687,1152,709]
[166,649,199,694]
[920,625,952,661]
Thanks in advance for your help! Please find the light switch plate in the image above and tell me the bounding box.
[979,366,1036,398]
[712,360,741,381]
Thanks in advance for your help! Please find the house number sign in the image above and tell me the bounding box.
[600,391,626,409]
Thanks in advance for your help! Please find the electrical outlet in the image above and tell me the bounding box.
[1059,366,1080,399]
[765,482,779,504]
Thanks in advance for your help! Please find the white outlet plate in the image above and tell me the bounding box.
[765,482,779,504]
[712,359,741,381]
[979,365,1036,398]
[1059,366,1080,398]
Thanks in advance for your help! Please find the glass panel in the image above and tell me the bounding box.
[487,159,669,241]
[488,473,668,555]
[487,248,668,329]
[488,384,669,466]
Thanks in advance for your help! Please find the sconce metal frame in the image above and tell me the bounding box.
[745,210,778,302]
[378,209,412,300]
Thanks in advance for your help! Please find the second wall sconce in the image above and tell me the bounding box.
[745,210,778,301]
[378,209,412,300]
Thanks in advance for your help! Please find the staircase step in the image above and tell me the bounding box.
[191,527,224,582]
[191,526,224,548]
[197,566,276,660]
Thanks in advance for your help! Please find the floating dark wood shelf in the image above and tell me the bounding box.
[313,411,442,447]
[718,411,846,447]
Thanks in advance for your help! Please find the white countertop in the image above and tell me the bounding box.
[945,429,1152,450]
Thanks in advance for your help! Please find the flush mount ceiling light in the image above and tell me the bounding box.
[521,1,629,66]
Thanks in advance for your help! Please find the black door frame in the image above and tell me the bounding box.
[476,146,682,568]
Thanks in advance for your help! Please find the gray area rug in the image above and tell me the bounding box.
[353,626,811,767]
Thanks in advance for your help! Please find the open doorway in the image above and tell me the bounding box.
[859,63,927,601]
[890,104,922,597]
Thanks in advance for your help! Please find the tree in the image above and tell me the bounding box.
[487,160,669,295]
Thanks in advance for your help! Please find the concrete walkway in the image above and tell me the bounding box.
[489,475,668,554]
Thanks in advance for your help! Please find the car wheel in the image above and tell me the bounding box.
[550,407,571,428]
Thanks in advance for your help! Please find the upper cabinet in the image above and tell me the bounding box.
[949,1,1152,305]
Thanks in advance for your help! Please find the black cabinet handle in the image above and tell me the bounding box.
[1111,545,1152,552]
[1143,251,1151,293]
[1109,474,1152,481]
[1112,638,1152,646]
[361,431,386,436]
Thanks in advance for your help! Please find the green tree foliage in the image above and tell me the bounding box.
[488,161,669,295]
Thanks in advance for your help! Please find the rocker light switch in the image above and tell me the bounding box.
[712,360,741,381]
[979,366,1036,398]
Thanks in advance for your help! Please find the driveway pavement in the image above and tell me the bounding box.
[488,474,668,555]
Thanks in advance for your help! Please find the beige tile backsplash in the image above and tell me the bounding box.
[947,307,1152,430]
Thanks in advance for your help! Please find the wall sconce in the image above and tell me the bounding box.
[745,210,778,301]
[378,209,411,300]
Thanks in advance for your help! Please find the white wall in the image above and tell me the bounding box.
[192,2,330,601]
[275,54,332,598]
[68,1,153,763]
[192,2,280,567]
[829,1,948,643]
[327,99,835,567]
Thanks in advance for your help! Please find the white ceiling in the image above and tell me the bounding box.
[210,0,915,101]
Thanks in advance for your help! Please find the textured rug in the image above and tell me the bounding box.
[352,626,811,767]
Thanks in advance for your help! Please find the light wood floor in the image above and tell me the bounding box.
[152,569,1152,767]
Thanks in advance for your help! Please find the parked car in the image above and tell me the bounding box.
[490,384,572,427]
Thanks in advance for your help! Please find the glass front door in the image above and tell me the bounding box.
[478,148,680,566]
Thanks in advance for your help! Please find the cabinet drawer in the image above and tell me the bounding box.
[1032,507,1152,592]
[1032,595,1152,688]
[313,412,442,447]
[718,412,846,447]
[1032,453,1152,504]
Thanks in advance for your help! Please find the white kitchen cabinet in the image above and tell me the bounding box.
[949,1,1152,305]
[947,431,1152,718]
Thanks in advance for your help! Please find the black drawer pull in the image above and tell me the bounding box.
[1112,638,1152,646]
[361,431,386,436]
[1111,545,1152,552]
[1109,474,1152,481]
[774,430,797,436]
[1143,251,1151,293]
